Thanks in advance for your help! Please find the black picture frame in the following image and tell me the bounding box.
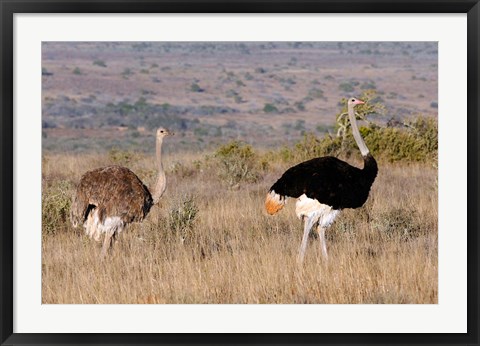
[1,1,478,345]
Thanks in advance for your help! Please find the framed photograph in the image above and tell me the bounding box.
[1,1,479,345]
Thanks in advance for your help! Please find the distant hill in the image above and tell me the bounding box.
[42,41,437,153]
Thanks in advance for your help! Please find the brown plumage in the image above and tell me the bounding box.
[70,166,153,226]
[70,127,173,257]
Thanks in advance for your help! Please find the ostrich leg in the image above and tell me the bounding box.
[317,225,328,260]
[297,215,317,263]
[85,212,96,240]
[101,230,116,259]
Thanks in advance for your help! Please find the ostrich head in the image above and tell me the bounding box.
[347,97,365,107]
[156,127,174,139]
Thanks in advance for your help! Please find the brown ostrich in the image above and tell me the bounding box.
[70,127,173,257]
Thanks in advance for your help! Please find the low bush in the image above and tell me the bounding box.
[168,194,199,243]
[275,91,437,164]
[42,180,73,236]
[93,59,107,67]
[263,103,279,114]
[281,116,437,163]
[361,117,438,162]
[213,141,261,187]
[190,83,204,92]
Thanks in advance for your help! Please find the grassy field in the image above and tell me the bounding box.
[41,42,438,304]
[41,149,437,304]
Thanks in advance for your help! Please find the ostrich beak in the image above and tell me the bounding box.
[355,99,365,105]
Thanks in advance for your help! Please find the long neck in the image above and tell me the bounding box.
[362,152,378,184]
[348,104,370,157]
[151,136,166,205]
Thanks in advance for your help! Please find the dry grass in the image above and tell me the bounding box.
[42,151,437,304]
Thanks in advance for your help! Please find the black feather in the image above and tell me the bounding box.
[269,154,377,210]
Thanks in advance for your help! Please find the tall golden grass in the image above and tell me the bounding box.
[42,150,437,304]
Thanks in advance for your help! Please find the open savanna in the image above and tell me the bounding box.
[42,148,437,304]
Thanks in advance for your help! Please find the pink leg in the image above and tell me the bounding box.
[316,225,328,260]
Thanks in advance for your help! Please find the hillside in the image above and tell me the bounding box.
[42,41,437,153]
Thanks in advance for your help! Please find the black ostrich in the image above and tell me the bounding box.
[265,98,378,262]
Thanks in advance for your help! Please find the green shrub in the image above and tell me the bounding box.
[360,81,376,90]
[360,117,438,162]
[93,59,107,67]
[122,68,133,78]
[293,132,343,161]
[214,141,260,187]
[263,103,279,113]
[294,101,306,111]
[244,72,254,80]
[286,115,437,163]
[42,67,53,76]
[274,92,437,163]
[267,146,295,163]
[168,194,199,243]
[339,82,354,92]
[190,83,204,92]
[234,95,244,104]
[308,87,324,99]
[42,180,73,236]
